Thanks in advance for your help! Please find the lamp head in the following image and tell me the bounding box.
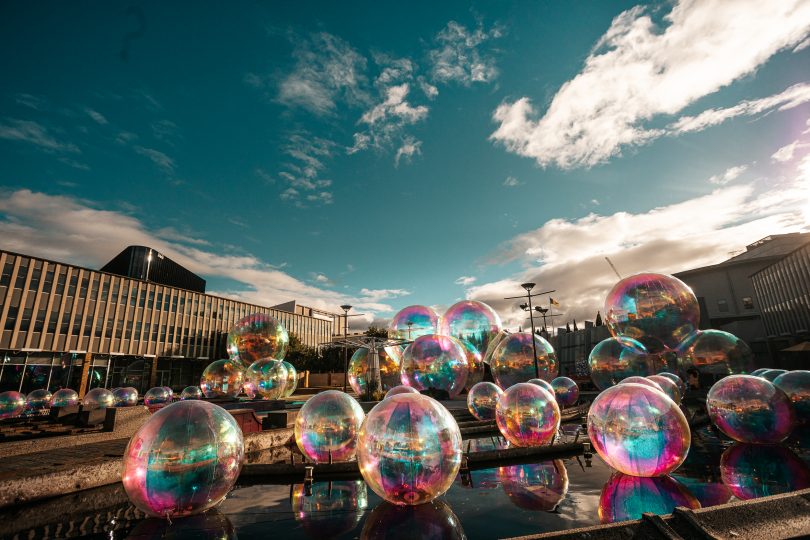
[520,282,536,292]
[340,304,352,313]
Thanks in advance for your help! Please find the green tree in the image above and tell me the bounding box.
[364,325,388,338]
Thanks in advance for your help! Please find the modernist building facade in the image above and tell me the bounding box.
[751,241,810,340]
[0,248,342,396]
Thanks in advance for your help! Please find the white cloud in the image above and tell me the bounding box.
[708,164,748,185]
[772,139,810,162]
[0,119,80,153]
[490,0,810,169]
[346,132,370,155]
[395,137,422,166]
[503,176,521,187]
[795,37,810,52]
[276,133,336,206]
[455,276,477,286]
[85,108,108,125]
[429,21,502,85]
[359,288,412,302]
[418,77,439,99]
[133,145,175,173]
[151,119,179,142]
[360,83,428,125]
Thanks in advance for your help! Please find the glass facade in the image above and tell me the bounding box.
[751,243,810,337]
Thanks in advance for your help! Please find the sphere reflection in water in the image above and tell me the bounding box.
[50,388,79,408]
[598,473,700,523]
[143,387,171,406]
[604,273,699,353]
[672,476,732,508]
[125,509,236,540]
[384,385,418,399]
[244,358,288,400]
[774,370,810,424]
[282,360,298,398]
[589,337,664,390]
[291,480,368,538]
[400,335,468,398]
[357,393,462,505]
[588,383,690,477]
[114,387,139,407]
[491,332,558,388]
[295,390,365,463]
[349,348,400,397]
[360,499,465,540]
[496,383,560,447]
[227,313,289,366]
[646,375,681,404]
[26,389,52,411]
[200,359,244,399]
[678,330,755,377]
[762,369,788,382]
[498,460,569,511]
[180,386,203,400]
[656,372,685,396]
[467,381,503,420]
[720,443,810,500]
[551,377,579,408]
[0,391,26,418]
[82,388,114,410]
[529,378,554,394]
[439,300,503,362]
[122,400,244,518]
[386,305,440,363]
[706,375,794,444]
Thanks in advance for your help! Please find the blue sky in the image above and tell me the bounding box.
[1,1,809,329]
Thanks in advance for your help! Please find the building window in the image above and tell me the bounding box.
[20,308,33,331]
[5,306,18,330]
[0,262,13,287]
[28,268,41,291]
[742,296,754,309]
[55,272,66,295]
[14,264,28,289]
[717,299,729,313]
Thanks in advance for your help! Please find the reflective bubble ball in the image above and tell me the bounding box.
[281,360,298,398]
[598,473,700,523]
[0,391,26,418]
[144,387,171,406]
[551,377,579,408]
[244,358,288,400]
[82,388,114,410]
[605,273,699,353]
[227,313,289,366]
[774,370,810,424]
[360,499,465,540]
[678,330,755,377]
[200,359,245,399]
[751,368,770,377]
[499,461,569,511]
[386,305,440,363]
[383,385,418,399]
[453,337,485,390]
[720,443,810,500]
[491,332,558,388]
[122,400,244,518]
[619,376,663,391]
[588,383,690,477]
[589,337,664,390]
[400,334,468,398]
[26,389,52,411]
[529,378,555,394]
[180,386,203,400]
[496,383,560,447]
[706,375,794,444]
[295,390,365,463]
[762,369,788,382]
[113,387,139,407]
[50,388,79,408]
[357,393,462,505]
[657,372,685,396]
[467,381,503,421]
[483,330,510,364]
[291,480,368,538]
[439,300,503,362]
[647,375,681,404]
[349,348,400,398]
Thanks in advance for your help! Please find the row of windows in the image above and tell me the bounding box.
[752,245,810,336]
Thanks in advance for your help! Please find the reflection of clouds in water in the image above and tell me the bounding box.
[218,484,293,528]
[553,456,614,528]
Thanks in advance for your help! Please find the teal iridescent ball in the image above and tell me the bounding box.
[113,387,138,407]
[244,358,288,400]
[707,375,794,444]
[281,360,298,398]
[761,369,788,382]
[496,383,560,447]
[0,391,26,419]
[26,389,52,411]
[294,390,365,463]
[720,443,810,500]
[50,388,79,408]
[774,370,810,424]
[143,387,171,406]
[400,334,468,398]
[678,330,755,377]
[550,377,579,408]
[598,473,700,523]
[386,305,440,363]
[180,386,203,400]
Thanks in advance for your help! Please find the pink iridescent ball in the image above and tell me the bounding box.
[384,385,419,399]
[647,375,681,404]
[491,332,558,388]
[588,383,690,477]
[295,390,365,463]
[0,391,26,419]
[550,377,579,408]
[453,337,485,390]
[720,443,810,500]
[400,334,468,398]
[496,383,560,447]
[357,393,462,505]
[774,370,810,425]
[467,381,503,421]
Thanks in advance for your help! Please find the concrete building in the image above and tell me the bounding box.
[0,248,342,396]
[550,321,611,383]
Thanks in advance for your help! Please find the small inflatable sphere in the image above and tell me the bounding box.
[113,387,138,407]
[281,360,298,398]
[529,378,555,394]
[589,337,664,390]
[50,388,79,408]
[163,387,174,399]
[227,313,289,366]
[647,375,681,404]
[706,375,794,444]
[678,330,755,377]
[467,381,503,420]
[551,377,579,408]
[200,359,244,398]
[774,370,810,424]
[82,388,114,409]
[496,383,560,447]
[244,358,288,400]
[598,473,700,524]
[439,300,503,362]
[143,387,171,406]
[180,386,203,400]
[0,391,26,418]
[657,372,685,396]
[400,334,468,398]
[720,443,810,500]
[491,332,558,388]
[349,348,400,397]
[26,389,52,410]
[357,393,462,505]
[588,383,690,477]
[295,390,365,463]
[122,400,244,518]
[383,385,418,399]
[761,369,788,382]
[498,460,569,511]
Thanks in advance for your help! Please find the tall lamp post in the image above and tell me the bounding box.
[339,305,365,392]
[505,283,555,378]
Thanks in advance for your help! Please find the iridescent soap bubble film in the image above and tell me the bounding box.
[498,460,569,511]
[751,368,770,377]
[400,334,468,398]
[588,383,690,477]
[163,387,174,398]
[490,332,558,388]
[357,393,462,505]
[113,387,138,407]
[496,382,560,447]
[598,473,700,524]
[281,360,298,398]
[143,386,171,406]
[550,377,579,408]
[706,374,795,444]
[678,330,754,377]
[200,359,245,398]
[25,389,52,410]
[122,400,244,518]
[483,329,510,365]
[385,305,439,364]
[589,336,664,390]
[619,376,662,391]
[244,358,288,400]
[82,388,114,409]
[294,390,365,463]
[762,369,788,382]
[720,443,810,500]
[290,480,368,538]
[180,386,203,400]
[529,378,554,394]
[50,388,79,408]
[439,300,503,361]
[647,375,681,404]
[349,347,400,397]
[227,312,289,366]
[360,499,465,540]
[774,370,810,424]
[0,391,26,418]
[455,337,485,390]
[467,381,503,420]
[657,371,685,396]
[605,273,699,353]
[383,385,418,399]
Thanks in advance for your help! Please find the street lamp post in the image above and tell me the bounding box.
[506,283,555,378]
[340,305,352,392]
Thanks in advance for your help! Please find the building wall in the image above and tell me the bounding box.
[551,324,611,380]
[751,243,810,337]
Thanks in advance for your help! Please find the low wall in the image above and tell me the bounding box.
[304,372,347,388]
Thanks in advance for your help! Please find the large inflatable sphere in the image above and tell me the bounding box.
[227,313,289,366]
[200,359,245,398]
[295,390,365,463]
[496,382,560,447]
[400,334,468,398]
[439,300,502,362]
[491,332,558,388]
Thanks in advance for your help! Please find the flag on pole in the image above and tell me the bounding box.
[550,298,560,306]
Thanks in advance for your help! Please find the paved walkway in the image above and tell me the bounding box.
[0,437,129,483]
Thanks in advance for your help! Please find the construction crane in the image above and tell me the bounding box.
[605,257,622,280]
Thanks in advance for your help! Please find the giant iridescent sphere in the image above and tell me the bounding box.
[0,391,26,418]
[490,332,558,388]
[349,348,400,398]
[360,499,465,540]
[678,330,755,377]
[589,336,665,390]
[605,273,699,353]
[383,385,418,399]
[496,382,560,447]
[774,370,810,425]
[386,305,440,363]
[498,460,569,511]
[551,377,579,408]
[762,369,788,382]
[227,313,289,366]
[200,359,245,399]
[122,400,244,518]
[467,381,503,421]
[483,329,510,365]
[439,300,502,362]
[244,358,288,400]
[180,386,203,400]
[453,337,485,390]
[647,375,681,404]
[291,480,368,538]
[720,443,810,500]
[706,375,795,444]
[598,473,700,523]
[113,387,138,407]
[657,372,686,396]
[357,393,462,505]
[144,387,171,406]
[295,390,365,463]
[281,360,298,398]
[26,389,52,411]
[82,388,114,409]
[50,388,79,408]
[588,383,690,477]
[400,334,468,398]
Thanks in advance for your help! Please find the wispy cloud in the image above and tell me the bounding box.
[0,119,80,153]
[455,276,477,286]
[503,176,521,187]
[85,108,108,125]
[395,137,422,166]
[708,164,748,185]
[276,133,335,206]
[133,145,175,173]
[14,94,47,111]
[151,119,179,143]
[429,20,502,85]
[772,139,810,162]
